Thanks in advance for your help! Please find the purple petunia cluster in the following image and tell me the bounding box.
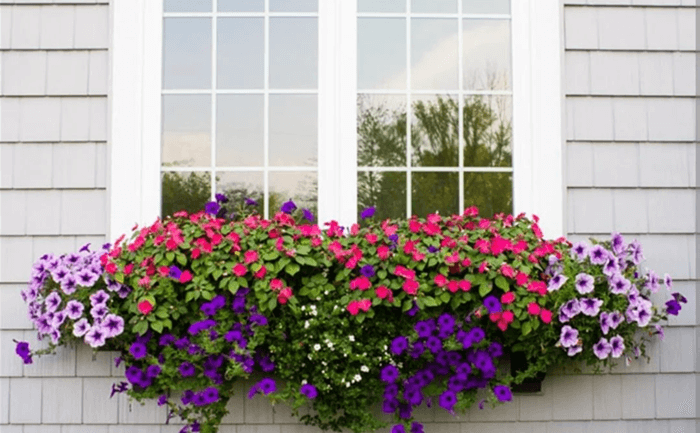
[19,244,126,355]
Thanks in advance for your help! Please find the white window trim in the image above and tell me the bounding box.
[109,0,564,240]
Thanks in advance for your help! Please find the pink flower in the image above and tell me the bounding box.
[179,270,193,283]
[347,301,360,316]
[232,264,247,277]
[270,279,284,291]
[447,281,459,293]
[277,288,292,304]
[394,265,416,280]
[244,251,259,264]
[458,280,471,292]
[375,286,393,302]
[350,276,371,291]
[254,266,267,279]
[515,271,529,286]
[500,264,515,278]
[365,233,378,244]
[402,280,419,295]
[434,274,448,288]
[377,245,391,260]
[501,292,516,304]
[137,300,153,315]
[527,302,541,315]
[540,309,553,324]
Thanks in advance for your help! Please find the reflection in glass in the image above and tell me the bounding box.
[269,18,318,89]
[358,171,406,220]
[217,95,264,167]
[463,19,511,90]
[411,95,459,167]
[164,0,211,12]
[412,172,459,217]
[162,171,211,217]
[218,0,263,12]
[463,172,512,217]
[269,171,318,218]
[463,0,510,14]
[163,18,211,90]
[269,95,317,167]
[412,0,456,14]
[411,19,458,90]
[270,0,317,12]
[357,19,406,90]
[358,0,405,13]
[218,18,264,89]
[462,95,511,167]
[162,95,211,167]
[216,171,264,216]
[357,94,407,168]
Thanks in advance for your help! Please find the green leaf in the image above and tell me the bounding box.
[263,252,280,261]
[402,300,413,312]
[495,276,509,291]
[478,283,492,297]
[305,257,317,267]
[297,245,311,255]
[228,280,240,294]
[295,256,306,265]
[423,297,437,307]
[133,320,149,336]
[521,321,532,336]
[176,254,187,266]
[285,263,300,276]
[151,321,164,333]
[439,292,451,303]
[166,252,175,262]
[185,291,196,302]
[267,298,277,311]
[115,273,124,283]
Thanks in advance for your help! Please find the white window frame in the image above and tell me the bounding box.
[109,0,564,240]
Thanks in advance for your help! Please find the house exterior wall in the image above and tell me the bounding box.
[0,1,697,433]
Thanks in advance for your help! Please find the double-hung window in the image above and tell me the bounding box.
[110,0,564,238]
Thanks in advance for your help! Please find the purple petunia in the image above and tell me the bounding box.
[130,342,147,359]
[280,200,297,214]
[360,206,376,220]
[559,325,579,348]
[45,292,62,312]
[302,208,315,222]
[391,336,409,355]
[602,258,620,277]
[665,299,681,316]
[438,390,457,411]
[629,240,643,265]
[146,364,162,379]
[188,319,217,335]
[391,425,406,433]
[205,201,220,216]
[215,193,228,204]
[300,383,318,399]
[580,297,604,317]
[245,197,258,206]
[645,270,660,293]
[589,245,611,265]
[360,265,375,278]
[89,290,109,307]
[610,335,624,358]
[73,318,90,337]
[593,337,612,359]
[483,295,501,314]
[84,325,107,348]
[179,362,196,377]
[102,314,124,338]
[547,274,568,292]
[257,378,276,395]
[414,320,435,338]
[250,314,268,326]
[611,232,625,255]
[599,311,611,335]
[574,273,595,294]
[609,273,631,295]
[381,365,399,383]
[664,273,673,291]
[493,385,512,402]
[125,366,144,385]
[571,242,589,261]
[159,334,175,346]
[65,300,84,320]
[90,305,108,321]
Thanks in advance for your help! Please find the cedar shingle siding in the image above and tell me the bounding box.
[0,1,696,431]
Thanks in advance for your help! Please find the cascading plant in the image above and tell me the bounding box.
[14,195,684,433]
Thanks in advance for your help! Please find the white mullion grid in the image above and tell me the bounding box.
[405,2,412,218]
[210,0,218,201]
[164,12,318,18]
[263,0,270,218]
[163,89,318,95]
[358,166,513,173]
[457,0,464,212]
[357,12,510,19]
[162,166,317,172]
[357,88,512,96]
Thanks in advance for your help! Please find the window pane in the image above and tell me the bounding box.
[269,95,317,167]
[463,95,512,167]
[162,171,211,217]
[412,0,456,13]
[217,95,264,167]
[164,0,211,12]
[412,172,459,217]
[463,0,510,14]
[463,19,511,90]
[411,95,458,167]
[411,19,458,90]
[269,172,318,217]
[218,18,264,89]
[358,0,405,13]
[358,171,406,220]
[357,94,407,168]
[216,172,264,216]
[163,18,211,89]
[463,172,512,217]
[270,0,317,12]
[358,18,406,90]
[218,0,263,12]
[162,95,211,167]
[269,18,318,89]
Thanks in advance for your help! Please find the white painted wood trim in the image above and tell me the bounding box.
[318,0,358,228]
[109,0,163,239]
[512,0,565,238]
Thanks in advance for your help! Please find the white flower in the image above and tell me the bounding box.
[301,306,306,311]
[349,335,355,342]
[301,379,307,385]
[346,382,351,387]
[353,374,362,382]
[313,344,321,351]
[360,365,369,373]
[304,321,310,329]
